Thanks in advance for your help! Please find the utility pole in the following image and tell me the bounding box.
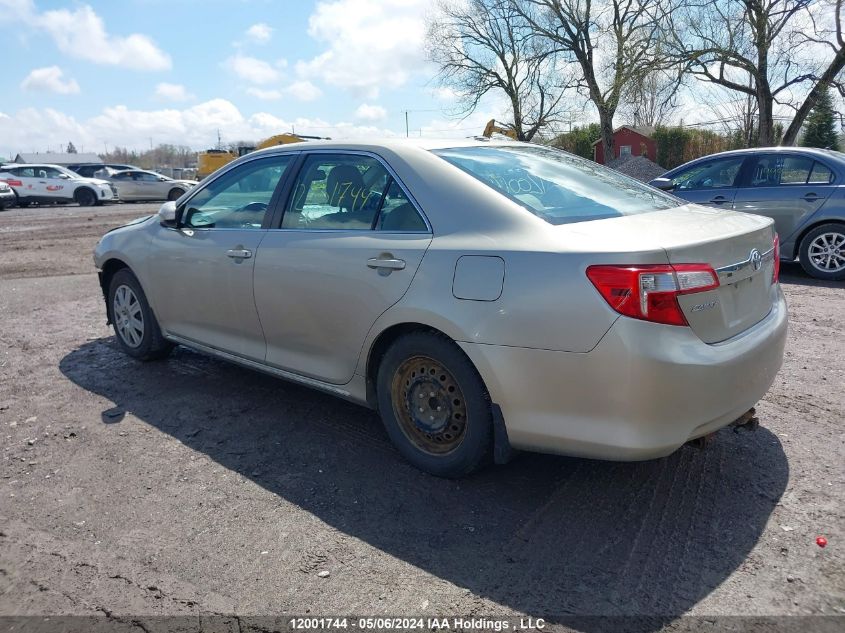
[405,111,409,138]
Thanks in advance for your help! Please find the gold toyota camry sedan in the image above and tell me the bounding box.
[94,139,787,477]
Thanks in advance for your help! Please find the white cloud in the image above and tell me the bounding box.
[223,54,282,84]
[355,103,387,121]
[0,99,404,156]
[246,87,283,100]
[286,80,322,101]
[154,82,194,102]
[245,22,273,43]
[246,82,321,102]
[5,1,171,71]
[296,0,430,98]
[20,66,79,94]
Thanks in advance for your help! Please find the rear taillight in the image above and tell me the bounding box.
[586,264,719,326]
[772,234,780,283]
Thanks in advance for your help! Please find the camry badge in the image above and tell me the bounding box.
[750,248,762,271]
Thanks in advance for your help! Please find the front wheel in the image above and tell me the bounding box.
[799,223,845,281]
[376,331,493,477]
[108,269,173,360]
[167,188,185,201]
[75,187,97,207]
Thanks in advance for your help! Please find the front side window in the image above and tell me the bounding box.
[283,154,390,230]
[182,156,292,230]
[672,157,744,190]
[42,167,66,179]
[433,145,678,225]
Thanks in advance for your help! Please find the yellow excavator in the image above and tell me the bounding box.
[482,119,518,140]
[196,133,328,179]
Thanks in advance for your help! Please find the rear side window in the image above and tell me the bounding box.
[433,145,677,225]
[282,153,427,231]
[809,161,834,184]
[748,154,832,186]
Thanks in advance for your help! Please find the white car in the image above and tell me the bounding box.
[0,163,118,207]
[0,180,15,210]
[107,169,197,202]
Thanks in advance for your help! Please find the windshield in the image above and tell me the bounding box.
[55,165,83,178]
[432,145,679,225]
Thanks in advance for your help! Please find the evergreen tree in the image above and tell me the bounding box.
[801,89,840,150]
[66,141,78,153]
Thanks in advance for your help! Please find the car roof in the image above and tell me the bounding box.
[248,136,519,157]
[683,146,845,163]
[0,163,72,169]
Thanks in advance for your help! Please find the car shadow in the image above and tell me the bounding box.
[779,261,844,289]
[59,339,788,629]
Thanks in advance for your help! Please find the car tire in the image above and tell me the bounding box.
[798,223,845,281]
[376,331,493,478]
[108,268,174,361]
[168,188,185,201]
[75,187,97,207]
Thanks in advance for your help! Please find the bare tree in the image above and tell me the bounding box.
[513,0,675,161]
[426,0,565,140]
[672,0,845,146]
[619,67,682,127]
[781,0,845,143]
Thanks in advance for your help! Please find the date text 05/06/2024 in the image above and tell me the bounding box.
[288,617,547,631]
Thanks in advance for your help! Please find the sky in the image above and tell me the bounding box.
[0,0,510,158]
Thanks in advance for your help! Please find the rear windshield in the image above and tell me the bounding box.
[432,145,678,225]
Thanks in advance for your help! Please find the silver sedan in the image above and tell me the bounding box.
[107,169,197,202]
[94,139,787,477]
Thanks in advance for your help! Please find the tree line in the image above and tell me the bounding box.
[427,0,845,161]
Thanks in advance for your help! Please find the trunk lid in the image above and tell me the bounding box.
[565,204,777,343]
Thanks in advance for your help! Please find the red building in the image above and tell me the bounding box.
[592,126,657,164]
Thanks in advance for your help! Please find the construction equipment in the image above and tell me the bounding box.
[196,133,328,180]
[482,119,518,140]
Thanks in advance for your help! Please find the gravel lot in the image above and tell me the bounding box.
[0,203,842,630]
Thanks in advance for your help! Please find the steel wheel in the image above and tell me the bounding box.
[807,231,845,274]
[113,284,144,348]
[390,355,468,455]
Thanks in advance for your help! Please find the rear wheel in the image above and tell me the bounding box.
[168,188,185,201]
[75,187,97,207]
[376,331,492,477]
[108,269,173,360]
[799,223,845,281]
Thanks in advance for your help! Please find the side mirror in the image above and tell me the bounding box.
[158,200,177,225]
[649,177,675,191]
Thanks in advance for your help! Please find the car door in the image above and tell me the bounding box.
[253,152,432,384]
[41,166,73,201]
[733,153,837,241]
[668,155,746,208]
[13,166,47,199]
[146,154,295,361]
[110,172,136,199]
[131,172,160,199]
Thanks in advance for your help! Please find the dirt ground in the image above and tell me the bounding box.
[0,203,842,631]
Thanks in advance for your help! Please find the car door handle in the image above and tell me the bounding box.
[226,248,252,259]
[367,256,406,270]
[802,193,820,202]
[709,195,729,204]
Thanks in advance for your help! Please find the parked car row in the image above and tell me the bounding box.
[0,163,198,208]
[650,147,845,280]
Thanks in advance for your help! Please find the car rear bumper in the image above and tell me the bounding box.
[459,286,788,461]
